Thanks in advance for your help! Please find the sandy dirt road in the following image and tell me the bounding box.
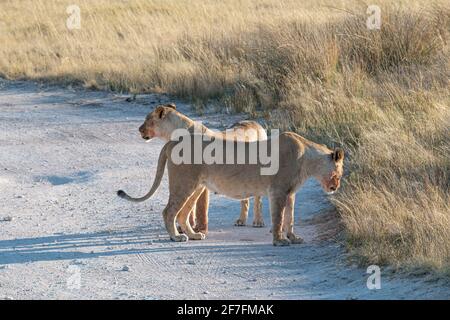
[0,79,448,299]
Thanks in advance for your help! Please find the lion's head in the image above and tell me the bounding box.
[317,148,344,194]
[139,103,178,141]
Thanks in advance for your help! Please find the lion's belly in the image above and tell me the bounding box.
[206,183,259,199]
[204,175,266,200]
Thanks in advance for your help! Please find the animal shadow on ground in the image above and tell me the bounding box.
[0,226,279,265]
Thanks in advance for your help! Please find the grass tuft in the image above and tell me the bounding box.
[1,0,449,274]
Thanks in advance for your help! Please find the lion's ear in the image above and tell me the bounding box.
[155,106,168,119]
[166,103,176,110]
[331,148,344,162]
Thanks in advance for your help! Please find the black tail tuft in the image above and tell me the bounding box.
[117,190,126,198]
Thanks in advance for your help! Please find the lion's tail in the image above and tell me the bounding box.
[117,142,170,203]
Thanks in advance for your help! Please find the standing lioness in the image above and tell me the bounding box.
[135,103,267,233]
[118,131,344,246]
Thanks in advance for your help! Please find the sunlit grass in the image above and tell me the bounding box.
[0,0,449,274]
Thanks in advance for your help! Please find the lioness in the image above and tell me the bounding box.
[135,103,267,233]
[118,131,344,246]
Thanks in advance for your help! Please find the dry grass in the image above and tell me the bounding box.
[1,0,449,274]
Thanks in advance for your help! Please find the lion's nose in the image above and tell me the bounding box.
[330,186,337,191]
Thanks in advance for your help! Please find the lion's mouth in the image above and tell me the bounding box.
[142,129,155,141]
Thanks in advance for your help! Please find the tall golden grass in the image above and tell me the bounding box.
[1,0,449,274]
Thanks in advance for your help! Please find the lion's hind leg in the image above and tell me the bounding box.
[162,200,189,242]
[176,187,207,240]
[176,205,196,234]
[163,186,201,242]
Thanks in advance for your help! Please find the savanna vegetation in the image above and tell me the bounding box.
[0,0,449,274]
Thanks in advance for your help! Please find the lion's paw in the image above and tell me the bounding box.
[235,219,247,226]
[287,234,304,244]
[171,234,189,242]
[190,232,206,240]
[193,226,207,234]
[252,220,265,228]
[273,238,291,246]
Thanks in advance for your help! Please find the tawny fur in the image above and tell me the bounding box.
[136,104,268,233]
[118,130,344,246]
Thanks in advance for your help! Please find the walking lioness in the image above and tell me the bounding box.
[133,103,267,233]
[118,129,344,246]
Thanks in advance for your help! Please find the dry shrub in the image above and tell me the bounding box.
[1,0,449,274]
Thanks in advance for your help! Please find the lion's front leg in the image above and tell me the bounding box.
[235,199,249,226]
[252,196,265,227]
[284,193,303,244]
[269,194,290,246]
